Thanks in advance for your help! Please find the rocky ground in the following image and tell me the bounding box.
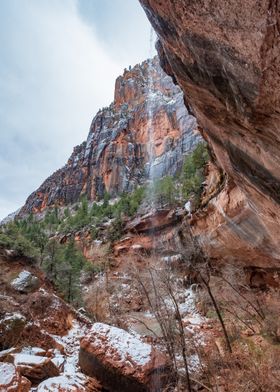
[2,158,280,391]
[0,236,217,392]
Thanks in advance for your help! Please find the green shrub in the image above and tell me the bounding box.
[107,217,124,242]
[0,233,11,248]
[0,221,39,259]
[181,142,209,207]
[149,176,178,207]
[42,240,87,306]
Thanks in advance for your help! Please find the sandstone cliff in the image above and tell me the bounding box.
[20,57,199,215]
[139,0,280,266]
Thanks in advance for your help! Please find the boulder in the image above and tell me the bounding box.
[26,290,73,335]
[11,270,39,293]
[0,347,19,362]
[9,353,59,382]
[21,323,62,351]
[0,362,31,392]
[79,322,172,392]
[36,374,101,392]
[36,375,85,392]
[0,313,26,349]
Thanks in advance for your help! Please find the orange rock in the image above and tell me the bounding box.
[19,57,199,216]
[79,323,173,392]
[25,290,73,335]
[140,0,280,266]
[192,177,280,268]
[10,353,60,383]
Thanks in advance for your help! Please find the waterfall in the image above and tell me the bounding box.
[146,28,163,392]
[146,28,156,209]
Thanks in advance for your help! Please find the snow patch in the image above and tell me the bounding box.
[0,362,16,385]
[49,320,88,375]
[13,353,47,366]
[36,374,86,392]
[20,347,46,356]
[10,270,39,292]
[90,322,152,366]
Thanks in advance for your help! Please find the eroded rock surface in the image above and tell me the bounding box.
[139,0,280,265]
[20,57,199,215]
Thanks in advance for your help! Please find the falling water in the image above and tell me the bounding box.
[146,28,156,208]
[146,27,163,392]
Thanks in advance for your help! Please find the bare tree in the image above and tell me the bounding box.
[134,264,194,392]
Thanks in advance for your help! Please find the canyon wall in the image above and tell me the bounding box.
[140,0,280,266]
[20,57,199,215]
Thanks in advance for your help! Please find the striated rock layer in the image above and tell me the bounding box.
[140,0,280,265]
[20,57,199,215]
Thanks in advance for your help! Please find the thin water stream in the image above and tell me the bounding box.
[147,28,156,208]
[146,27,163,392]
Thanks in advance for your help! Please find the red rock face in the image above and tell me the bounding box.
[113,208,185,257]
[139,0,280,264]
[192,176,280,267]
[20,57,199,215]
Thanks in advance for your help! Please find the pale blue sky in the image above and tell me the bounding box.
[0,0,154,219]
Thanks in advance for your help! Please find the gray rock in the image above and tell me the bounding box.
[10,270,39,293]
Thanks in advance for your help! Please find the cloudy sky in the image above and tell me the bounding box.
[0,0,154,219]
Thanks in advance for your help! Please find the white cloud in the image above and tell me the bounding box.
[0,0,152,219]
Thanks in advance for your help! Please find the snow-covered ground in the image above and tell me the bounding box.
[49,320,89,376]
[27,320,90,391]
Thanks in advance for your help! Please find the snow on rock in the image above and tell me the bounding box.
[0,347,18,362]
[36,375,87,392]
[179,288,204,320]
[10,270,39,293]
[184,201,191,213]
[0,362,16,385]
[79,322,171,392]
[0,312,26,349]
[90,322,152,366]
[50,320,88,375]
[10,353,59,382]
[25,290,73,335]
[35,320,102,391]
[0,362,31,391]
[20,347,46,356]
[0,209,20,226]
[13,353,48,366]
[0,319,96,391]
[1,312,26,326]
